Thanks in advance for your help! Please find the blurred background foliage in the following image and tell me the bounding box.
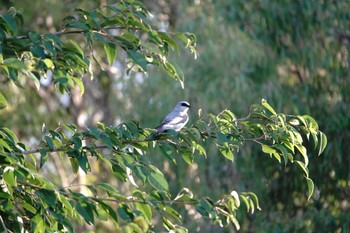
[0,0,349,232]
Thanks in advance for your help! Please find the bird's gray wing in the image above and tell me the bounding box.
[156,115,189,131]
[156,115,185,128]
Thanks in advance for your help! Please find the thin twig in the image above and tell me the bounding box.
[18,180,196,206]
[0,215,11,233]
[243,135,270,145]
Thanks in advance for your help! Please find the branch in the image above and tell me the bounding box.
[12,26,136,40]
[15,138,156,155]
[0,215,11,233]
[18,180,197,206]
[243,135,271,145]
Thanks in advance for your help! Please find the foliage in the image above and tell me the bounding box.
[0,1,327,232]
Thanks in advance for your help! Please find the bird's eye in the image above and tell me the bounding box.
[181,102,190,107]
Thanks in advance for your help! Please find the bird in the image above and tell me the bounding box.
[152,101,191,136]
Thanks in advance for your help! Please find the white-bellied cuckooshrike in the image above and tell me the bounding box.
[153,101,191,135]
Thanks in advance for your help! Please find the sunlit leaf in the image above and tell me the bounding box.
[306,177,314,201]
[318,131,327,156]
[0,92,8,109]
[136,203,152,223]
[147,165,169,191]
[261,99,276,115]
[104,42,117,66]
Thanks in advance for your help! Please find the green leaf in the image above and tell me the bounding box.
[36,189,56,208]
[195,198,214,218]
[43,58,55,69]
[39,149,48,168]
[294,160,309,177]
[70,157,79,174]
[100,134,113,149]
[28,31,42,43]
[135,203,152,223]
[44,135,54,151]
[96,183,119,194]
[302,115,319,131]
[117,204,133,222]
[219,145,234,161]
[0,127,18,144]
[98,201,118,223]
[88,127,101,139]
[77,155,90,173]
[112,163,128,182]
[261,99,277,115]
[0,92,7,109]
[104,42,117,66]
[239,195,250,213]
[3,167,16,195]
[306,177,314,201]
[65,21,90,31]
[318,131,327,156]
[127,50,148,72]
[33,214,45,233]
[76,201,94,224]
[163,206,182,222]
[147,165,169,191]
[0,14,17,35]
[295,145,308,167]
[182,151,194,165]
[30,45,46,59]
[262,144,281,163]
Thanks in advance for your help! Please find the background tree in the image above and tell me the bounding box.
[0,0,342,232]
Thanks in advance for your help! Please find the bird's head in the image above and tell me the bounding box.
[175,101,191,113]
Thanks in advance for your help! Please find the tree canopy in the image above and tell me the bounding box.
[1,0,345,232]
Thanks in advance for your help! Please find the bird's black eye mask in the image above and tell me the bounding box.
[181,102,191,108]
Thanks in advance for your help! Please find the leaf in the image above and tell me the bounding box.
[306,177,314,201]
[295,145,308,167]
[135,203,152,223]
[181,151,194,165]
[44,136,54,151]
[36,189,56,208]
[39,149,48,168]
[65,21,90,31]
[76,201,94,224]
[0,127,18,144]
[261,98,277,115]
[70,157,79,175]
[78,155,90,173]
[163,206,182,222]
[127,50,148,72]
[262,145,281,163]
[0,92,7,109]
[33,214,45,233]
[104,42,117,66]
[219,145,234,161]
[230,191,240,207]
[112,163,128,182]
[318,131,327,156]
[100,134,113,149]
[117,204,133,222]
[43,58,55,69]
[96,183,119,194]
[3,167,16,195]
[147,165,169,191]
[98,201,118,223]
[28,31,42,43]
[302,115,319,131]
[30,45,46,59]
[0,14,17,35]
[195,198,214,218]
[294,160,309,178]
